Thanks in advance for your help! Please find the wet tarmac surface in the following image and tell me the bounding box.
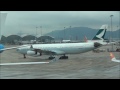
[0,45,120,79]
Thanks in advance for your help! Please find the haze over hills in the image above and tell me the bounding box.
[2,27,119,41]
[45,27,120,40]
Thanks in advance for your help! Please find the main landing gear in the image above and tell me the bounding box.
[48,54,68,60]
[23,54,26,58]
[48,56,55,60]
[59,55,68,59]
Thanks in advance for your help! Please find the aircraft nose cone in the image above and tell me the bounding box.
[0,44,4,53]
[94,42,102,48]
[16,48,23,53]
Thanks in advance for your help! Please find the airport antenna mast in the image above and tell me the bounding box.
[0,12,1,41]
[64,27,66,39]
[119,11,120,58]
[36,27,38,41]
[110,15,114,51]
[70,26,71,40]
[40,26,42,36]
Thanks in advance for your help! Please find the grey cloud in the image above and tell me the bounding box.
[1,11,119,36]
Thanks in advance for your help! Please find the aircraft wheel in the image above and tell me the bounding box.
[48,57,55,60]
[23,54,26,59]
[59,56,68,59]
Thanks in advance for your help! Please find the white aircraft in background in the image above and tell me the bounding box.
[84,25,108,45]
[107,41,117,45]
[61,40,71,43]
[109,52,120,63]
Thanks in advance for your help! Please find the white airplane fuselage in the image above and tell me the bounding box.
[17,42,96,55]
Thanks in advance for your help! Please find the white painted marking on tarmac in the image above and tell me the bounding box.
[0,62,49,66]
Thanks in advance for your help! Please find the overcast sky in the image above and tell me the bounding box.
[0,11,119,36]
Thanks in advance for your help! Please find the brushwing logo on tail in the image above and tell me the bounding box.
[92,25,107,40]
[95,29,106,40]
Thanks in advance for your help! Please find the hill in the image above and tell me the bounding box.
[45,27,120,40]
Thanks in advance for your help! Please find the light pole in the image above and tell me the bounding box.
[36,27,38,41]
[64,27,66,39]
[119,11,120,44]
[0,12,1,41]
[110,15,114,51]
[118,11,120,78]
[117,25,118,31]
[70,26,71,40]
[40,26,42,36]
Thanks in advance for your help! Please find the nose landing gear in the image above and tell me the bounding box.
[23,54,26,58]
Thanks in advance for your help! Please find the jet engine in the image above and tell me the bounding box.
[27,51,36,55]
[27,50,42,56]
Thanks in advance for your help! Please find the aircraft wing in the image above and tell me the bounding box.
[1,47,20,51]
[0,45,31,52]
[46,49,65,55]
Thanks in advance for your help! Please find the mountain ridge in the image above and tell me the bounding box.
[45,27,120,40]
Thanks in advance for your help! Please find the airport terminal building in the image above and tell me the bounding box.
[1,35,55,45]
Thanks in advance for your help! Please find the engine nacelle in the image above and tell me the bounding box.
[27,51,36,55]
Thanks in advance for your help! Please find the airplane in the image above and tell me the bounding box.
[15,42,101,60]
[0,25,105,60]
[13,25,107,60]
[84,25,108,45]
[0,44,5,53]
[15,25,108,60]
[109,52,120,63]
[0,25,104,60]
[61,40,71,43]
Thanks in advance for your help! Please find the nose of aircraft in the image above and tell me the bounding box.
[0,44,5,53]
[16,48,24,53]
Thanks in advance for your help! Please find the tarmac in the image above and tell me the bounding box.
[0,44,120,79]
